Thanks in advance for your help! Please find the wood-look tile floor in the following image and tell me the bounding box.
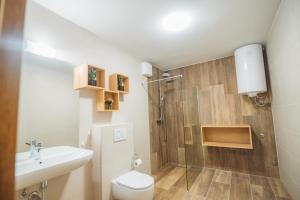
[153,166,292,200]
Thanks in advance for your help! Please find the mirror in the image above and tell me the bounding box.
[17,52,79,152]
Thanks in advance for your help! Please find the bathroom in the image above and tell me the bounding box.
[0,0,299,199]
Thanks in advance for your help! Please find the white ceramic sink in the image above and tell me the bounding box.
[15,146,93,190]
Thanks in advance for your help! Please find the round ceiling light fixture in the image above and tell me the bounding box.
[162,12,191,32]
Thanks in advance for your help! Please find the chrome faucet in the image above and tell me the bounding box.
[25,140,43,159]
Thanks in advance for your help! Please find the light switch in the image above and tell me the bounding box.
[114,128,127,142]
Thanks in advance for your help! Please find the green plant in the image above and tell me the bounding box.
[89,68,97,80]
[88,67,97,86]
[105,98,114,110]
[117,75,125,91]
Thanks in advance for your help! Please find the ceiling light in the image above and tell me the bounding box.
[24,40,57,58]
[162,12,191,32]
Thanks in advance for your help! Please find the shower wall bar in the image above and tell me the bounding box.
[145,74,183,85]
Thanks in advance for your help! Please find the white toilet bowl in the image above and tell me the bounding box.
[112,170,154,200]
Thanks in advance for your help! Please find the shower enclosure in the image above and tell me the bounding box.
[145,58,281,198]
[145,68,202,190]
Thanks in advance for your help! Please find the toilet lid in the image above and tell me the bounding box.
[115,170,154,190]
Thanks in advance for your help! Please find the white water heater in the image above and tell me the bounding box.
[141,62,153,77]
[234,44,267,97]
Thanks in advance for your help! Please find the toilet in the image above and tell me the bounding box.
[112,170,154,200]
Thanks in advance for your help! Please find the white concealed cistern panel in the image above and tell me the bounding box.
[92,124,133,200]
[114,128,127,142]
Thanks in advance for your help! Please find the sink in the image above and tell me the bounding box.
[15,146,93,190]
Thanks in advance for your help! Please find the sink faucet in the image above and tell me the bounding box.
[25,140,43,159]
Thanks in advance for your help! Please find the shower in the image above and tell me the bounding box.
[143,73,182,124]
[143,71,202,190]
[157,72,171,125]
[157,95,165,124]
[142,73,183,143]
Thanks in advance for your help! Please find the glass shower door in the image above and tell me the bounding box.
[182,87,203,190]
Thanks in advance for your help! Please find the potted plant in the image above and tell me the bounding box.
[117,75,125,91]
[105,98,114,110]
[88,67,97,86]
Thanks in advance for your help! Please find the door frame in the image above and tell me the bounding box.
[0,0,26,199]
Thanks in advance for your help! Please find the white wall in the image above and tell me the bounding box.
[18,1,150,199]
[267,0,300,199]
[17,53,79,152]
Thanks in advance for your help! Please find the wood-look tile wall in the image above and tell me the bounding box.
[148,56,279,177]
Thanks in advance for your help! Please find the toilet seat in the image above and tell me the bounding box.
[115,170,154,190]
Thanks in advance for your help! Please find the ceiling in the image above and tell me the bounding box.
[33,0,281,70]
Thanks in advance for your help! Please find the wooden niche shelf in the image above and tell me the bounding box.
[109,73,129,94]
[74,64,105,90]
[96,90,120,112]
[201,125,253,149]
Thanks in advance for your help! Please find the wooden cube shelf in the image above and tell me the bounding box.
[109,73,129,94]
[201,125,253,149]
[96,90,119,111]
[74,64,105,90]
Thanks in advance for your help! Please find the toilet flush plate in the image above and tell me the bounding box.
[114,128,127,142]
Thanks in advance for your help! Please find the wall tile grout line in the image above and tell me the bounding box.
[248,174,254,200]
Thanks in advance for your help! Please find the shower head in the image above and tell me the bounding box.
[161,72,174,84]
[162,72,170,77]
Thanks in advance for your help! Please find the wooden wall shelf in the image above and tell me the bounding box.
[109,73,129,94]
[96,90,119,112]
[73,65,130,112]
[201,125,253,149]
[74,64,105,90]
